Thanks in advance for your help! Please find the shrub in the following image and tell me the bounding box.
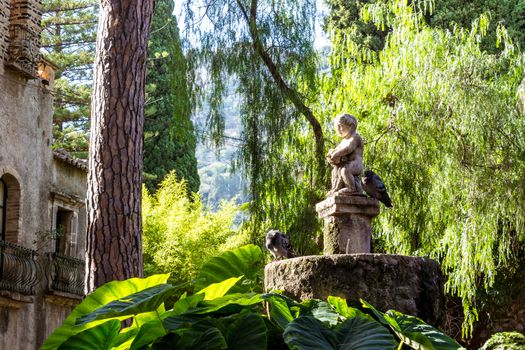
[42,245,464,350]
[480,332,525,350]
[142,171,248,285]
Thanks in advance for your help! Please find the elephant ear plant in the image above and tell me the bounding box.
[41,245,464,350]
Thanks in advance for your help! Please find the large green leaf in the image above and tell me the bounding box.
[195,244,264,293]
[299,299,341,326]
[183,293,264,315]
[327,296,370,320]
[189,327,228,349]
[150,333,185,350]
[112,309,164,349]
[385,310,465,350]
[225,313,267,350]
[151,327,228,350]
[41,274,170,350]
[163,314,209,332]
[171,293,205,315]
[196,277,243,300]
[57,320,121,350]
[76,283,179,325]
[111,327,139,350]
[283,316,337,350]
[283,314,398,350]
[264,317,290,350]
[262,293,297,329]
[360,299,391,327]
[334,316,398,350]
[129,318,167,350]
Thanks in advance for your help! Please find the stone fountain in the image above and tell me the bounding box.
[264,113,444,325]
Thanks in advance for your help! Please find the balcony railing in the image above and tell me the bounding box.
[0,240,39,295]
[48,253,85,296]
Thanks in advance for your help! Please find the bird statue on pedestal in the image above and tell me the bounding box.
[265,229,295,260]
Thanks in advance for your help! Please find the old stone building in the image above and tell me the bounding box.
[0,0,87,348]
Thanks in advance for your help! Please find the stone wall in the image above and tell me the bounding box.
[0,1,88,347]
[265,254,445,326]
[0,295,37,350]
[3,0,41,76]
[0,72,87,349]
[0,0,9,59]
[0,70,54,247]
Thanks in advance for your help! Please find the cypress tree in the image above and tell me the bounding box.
[143,0,199,194]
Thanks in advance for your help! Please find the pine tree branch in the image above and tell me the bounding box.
[42,4,96,12]
[42,19,98,27]
[150,19,172,35]
[42,40,96,48]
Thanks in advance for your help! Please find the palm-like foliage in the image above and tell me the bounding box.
[42,246,462,350]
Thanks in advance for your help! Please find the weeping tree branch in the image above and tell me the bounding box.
[235,0,326,180]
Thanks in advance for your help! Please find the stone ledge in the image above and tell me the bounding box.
[0,290,34,308]
[45,290,83,307]
[264,254,444,326]
[316,194,380,218]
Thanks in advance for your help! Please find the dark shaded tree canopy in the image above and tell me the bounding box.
[143,0,199,194]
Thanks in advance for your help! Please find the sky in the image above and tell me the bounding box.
[173,0,331,50]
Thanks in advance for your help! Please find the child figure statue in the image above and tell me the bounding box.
[326,113,364,195]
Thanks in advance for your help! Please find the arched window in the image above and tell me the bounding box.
[0,174,21,243]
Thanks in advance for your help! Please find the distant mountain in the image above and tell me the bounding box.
[193,87,248,210]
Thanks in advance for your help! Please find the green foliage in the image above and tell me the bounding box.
[284,315,398,349]
[430,0,525,53]
[325,0,525,55]
[195,244,265,293]
[41,0,97,158]
[181,0,326,250]
[325,0,525,336]
[42,268,462,349]
[324,0,389,55]
[40,274,171,350]
[142,171,248,285]
[57,320,121,350]
[143,0,199,193]
[43,0,201,186]
[52,125,89,159]
[75,284,182,325]
[479,332,525,350]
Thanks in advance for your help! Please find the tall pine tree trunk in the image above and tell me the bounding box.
[85,0,154,292]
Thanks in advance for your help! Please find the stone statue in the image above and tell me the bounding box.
[326,113,363,195]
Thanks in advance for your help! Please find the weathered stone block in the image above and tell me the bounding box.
[264,254,444,325]
[316,194,380,254]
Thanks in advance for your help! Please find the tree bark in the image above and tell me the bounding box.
[85,0,154,292]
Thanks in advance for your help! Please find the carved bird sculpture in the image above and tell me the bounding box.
[265,229,295,260]
[361,170,392,208]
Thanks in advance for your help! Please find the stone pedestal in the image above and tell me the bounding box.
[263,193,444,327]
[264,254,444,325]
[315,194,380,254]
